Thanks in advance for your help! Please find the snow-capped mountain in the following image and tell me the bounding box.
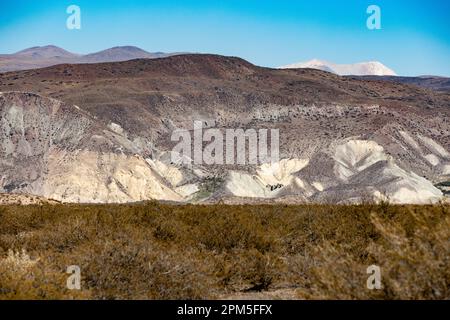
[280,59,397,76]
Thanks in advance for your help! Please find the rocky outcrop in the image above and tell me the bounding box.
[0,92,180,203]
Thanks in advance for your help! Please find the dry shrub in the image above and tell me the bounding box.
[0,202,448,299]
[213,249,283,292]
[72,239,213,299]
[290,204,449,299]
[192,210,274,252]
[289,242,384,300]
[0,249,89,300]
[368,207,450,299]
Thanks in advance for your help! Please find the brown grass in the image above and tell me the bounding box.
[0,202,448,300]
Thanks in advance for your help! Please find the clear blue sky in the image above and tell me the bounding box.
[0,0,449,76]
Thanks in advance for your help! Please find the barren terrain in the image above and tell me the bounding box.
[0,54,449,204]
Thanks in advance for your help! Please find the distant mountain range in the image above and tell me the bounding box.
[280,59,397,76]
[0,45,179,72]
[2,46,448,87]
[278,58,450,91]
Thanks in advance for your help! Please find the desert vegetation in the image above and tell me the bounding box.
[0,202,448,300]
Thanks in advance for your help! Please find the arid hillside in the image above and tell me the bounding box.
[352,75,450,93]
[0,54,449,203]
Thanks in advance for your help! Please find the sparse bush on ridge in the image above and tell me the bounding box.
[0,202,448,300]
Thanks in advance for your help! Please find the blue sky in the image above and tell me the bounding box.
[0,0,449,76]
